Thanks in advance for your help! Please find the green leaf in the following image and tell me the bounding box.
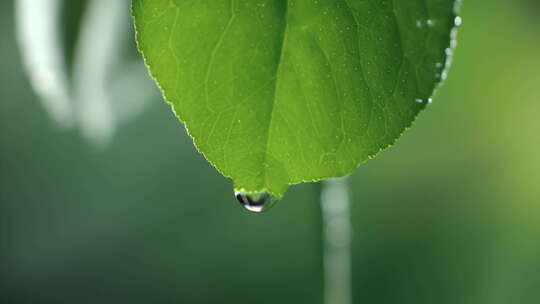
[133,0,460,198]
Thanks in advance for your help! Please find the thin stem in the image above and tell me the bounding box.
[15,0,73,128]
[321,177,352,304]
[73,0,128,146]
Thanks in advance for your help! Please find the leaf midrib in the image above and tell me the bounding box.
[261,1,289,188]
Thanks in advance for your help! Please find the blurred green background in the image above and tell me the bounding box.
[1,0,539,303]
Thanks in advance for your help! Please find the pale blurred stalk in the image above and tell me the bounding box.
[15,0,73,128]
[321,177,352,304]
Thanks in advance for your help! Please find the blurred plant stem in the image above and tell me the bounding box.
[72,0,127,147]
[15,0,73,128]
[15,0,157,149]
[321,177,352,304]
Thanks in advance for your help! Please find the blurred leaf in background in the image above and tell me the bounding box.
[1,0,540,304]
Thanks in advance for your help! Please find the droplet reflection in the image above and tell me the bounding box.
[235,190,279,213]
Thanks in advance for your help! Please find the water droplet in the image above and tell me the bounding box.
[454,16,462,26]
[415,98,433,104]
[235,190,279,213]
[439,71,447,81]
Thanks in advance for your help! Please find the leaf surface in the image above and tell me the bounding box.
[133,0,460,197]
